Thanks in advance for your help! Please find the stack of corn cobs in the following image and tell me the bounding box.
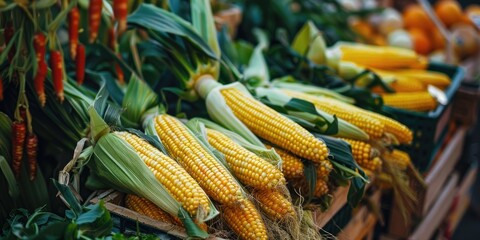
[0,0,443,239]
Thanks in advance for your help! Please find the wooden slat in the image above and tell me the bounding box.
[409,173,459,240]
[337,190,382,240]
[314,186,350,228]
[449,166,478,232]
[422,127,467,215]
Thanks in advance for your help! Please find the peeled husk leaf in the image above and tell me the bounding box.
[271,79,355,104]
[292,21,327,65]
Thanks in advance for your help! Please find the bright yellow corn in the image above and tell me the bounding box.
[383,149,411,170]
[286,91,413,143]
[125,194,178,225]
[282,89,385,139]
[384,69,450,89]
[221,87,329,163]
[223,199,268,240]
[316,160,333,181]
[154,114,244,206]
[265,145,304,180]
[115,132,211,217]
[372,78,426,93]
[340,138,382,172]
[253,189,296,221]
[206,129,285,189]
[339,44,424,69]
[382,92,437,112]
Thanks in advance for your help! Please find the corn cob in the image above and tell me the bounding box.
[338,44,424,69]
[316,160,333,180]
[282,90,412,143]
[206,129,285,189]
[220,87,329,163]
[282,89,385,139]
[377,69,451,89]
[223,199,268,240]
[372,77,426,93]
[382,92,437,112]
[125,194,179,225]
[253,189,296,221]
[340,138,382,172]
[154,114,244,206]
[115,132,211,217]
[265,145,304,180]
[290,177,329,198]
[383,149,411,171]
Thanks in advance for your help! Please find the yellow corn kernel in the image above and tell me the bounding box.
[383,149,411,170]
[221,87,329,163]
[154,114,244,206]
[282,89,385,139]
[286,91,413,143]
[316,160,333,180]
[206,129,285,189]
[372,77,426,93]
[265,145,304,180]
[125,194,179,225]
[382,91,438,112]
[339,44,423,69]
[253,189,296,221]
[223,199,269,240]
[340,138,382,172]
[115,132,210,217]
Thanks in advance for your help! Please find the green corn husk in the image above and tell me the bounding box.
[271,78,355,104]
[254,87,369,141]
[87,107,212,239]
[242,29,270,87]
[291,21,327,66]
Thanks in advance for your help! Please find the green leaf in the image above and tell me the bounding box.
[0,156,18,200]
[30,222,72,240]
[127,4,216,59]
[89,106,111,143]
[76,200,113,238]
[177,207,209,239]
[52,180,83,218]
[0,112,12,161]
[191,0,221,59]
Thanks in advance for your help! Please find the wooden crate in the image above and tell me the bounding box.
[90,191,226,240]
[386,127,467,238]
[337,189,382,240]
[314,186,350,228]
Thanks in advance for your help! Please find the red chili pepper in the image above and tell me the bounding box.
[50,50,64,102]
[88,0,103,43]
[0,77,3,101]
[113,0,128,35]
[33,32,47,107]
[4,22,15,63]
[76,44,86,85]
[26,134,38,181]
[108,27,116,50]
[115,61,124,85]
[12,121,26,178]
[69,7,80,59]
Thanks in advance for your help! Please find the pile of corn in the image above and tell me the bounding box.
[336,43,452,112]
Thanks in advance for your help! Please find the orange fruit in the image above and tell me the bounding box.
[403,5,434,31]
[409,28,432,55]
[435,0,463,28]
[432,29,446,50]
[350,20,374,38]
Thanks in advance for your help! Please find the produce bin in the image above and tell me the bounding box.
[383,63,464,172]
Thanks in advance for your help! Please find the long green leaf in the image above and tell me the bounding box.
[127,4,216,59]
